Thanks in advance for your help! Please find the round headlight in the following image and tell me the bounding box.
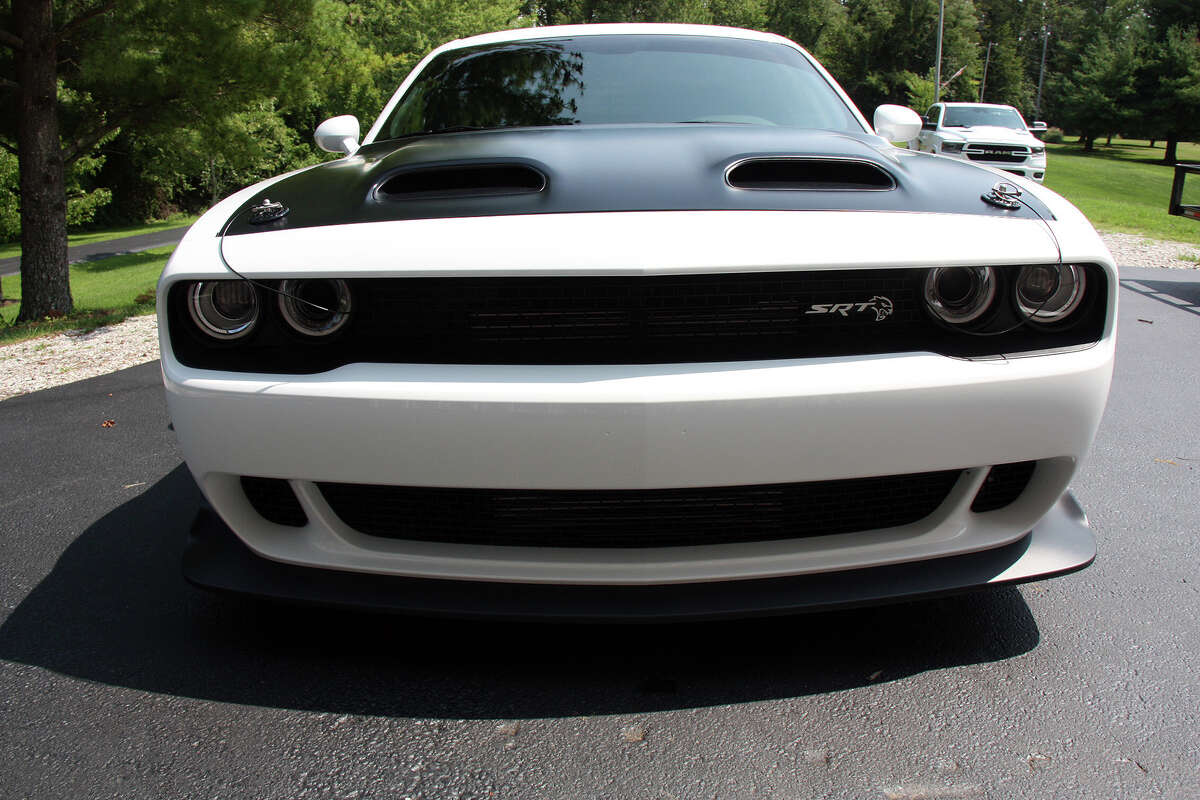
[278,278,352,337]
[1015,264,1085,323]
[188,280,260,340]
[924,267,996,324]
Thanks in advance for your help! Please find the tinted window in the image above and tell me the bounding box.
[379,35,862,141]
[942,106,1027,130]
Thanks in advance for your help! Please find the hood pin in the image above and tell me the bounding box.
[982,181,1022,210]
[248,197,289,224]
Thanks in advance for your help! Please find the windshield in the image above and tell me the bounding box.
[377,35,863,141]
[942,106,1027,130]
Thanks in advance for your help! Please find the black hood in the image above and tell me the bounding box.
[222,125,1051,236]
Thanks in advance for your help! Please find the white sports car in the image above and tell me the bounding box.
[160,24,1115,620]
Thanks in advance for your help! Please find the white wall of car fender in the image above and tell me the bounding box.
[360,23,874,145]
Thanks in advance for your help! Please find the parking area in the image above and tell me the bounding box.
[0,266,1197,799]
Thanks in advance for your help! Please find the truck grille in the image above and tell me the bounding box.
[965,144,1030,164]
[316,470,963,548]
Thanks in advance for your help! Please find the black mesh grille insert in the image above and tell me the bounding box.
[317,470,962,548]
[242,477,308,527]
[970,461,1037,512]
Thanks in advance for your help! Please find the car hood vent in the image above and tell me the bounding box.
[727,158,896,191]
[377,163,546,199]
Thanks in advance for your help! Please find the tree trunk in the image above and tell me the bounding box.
[1150,140,1156,147]
[14,0,72,322]
[1164,137,1179,165]
[1082,134,1094,151]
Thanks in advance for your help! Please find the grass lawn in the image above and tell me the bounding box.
[1044,137,1200,244]
[0,213,196,261]
[0,246,172,345]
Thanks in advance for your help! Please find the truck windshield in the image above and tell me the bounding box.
[377,35,863,141]
[942,106,1026,130]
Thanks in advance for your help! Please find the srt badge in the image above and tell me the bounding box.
[806,295,894,322]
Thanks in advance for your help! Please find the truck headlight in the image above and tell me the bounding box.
[940,142,965,154]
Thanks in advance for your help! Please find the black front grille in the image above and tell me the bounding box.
[242,477,308,526]
[971,461,1037,512]
[966,146,1029,164]
[317,470,963,548]
[355,271,922,365]
[168,266,1108,373]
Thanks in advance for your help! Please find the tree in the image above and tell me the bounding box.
[1055,27,1142,149]
[819,0,981,114]
[0,0,375,322]
[1139,25,1200,163]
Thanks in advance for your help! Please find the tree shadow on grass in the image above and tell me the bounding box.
[73,249,171,273]
[0,465,1041,720]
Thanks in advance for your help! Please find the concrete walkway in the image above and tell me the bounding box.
[0,225,190,277]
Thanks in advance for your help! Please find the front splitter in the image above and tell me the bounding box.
[183,492,1095,621]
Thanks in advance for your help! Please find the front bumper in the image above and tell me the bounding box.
[183,492,1095,620]
[163,337,1114,586]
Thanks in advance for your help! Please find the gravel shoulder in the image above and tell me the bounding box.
[0,231,1196,402]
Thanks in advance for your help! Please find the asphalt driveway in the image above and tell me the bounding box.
[0,266,1197,799]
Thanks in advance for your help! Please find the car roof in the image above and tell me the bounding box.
[441,23,796,51]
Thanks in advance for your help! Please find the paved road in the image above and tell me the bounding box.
[1,266,1197,799]
[0,226,190,276]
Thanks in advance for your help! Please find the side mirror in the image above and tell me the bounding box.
[314,115,361,155]
[874,105,923,143]
[1030,121,1048,132]
[922,119,938,131]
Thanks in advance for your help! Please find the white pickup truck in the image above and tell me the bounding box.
[912,102,1048,183]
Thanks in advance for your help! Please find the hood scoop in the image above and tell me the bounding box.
[727,158,895,191]
[376,163,546,200]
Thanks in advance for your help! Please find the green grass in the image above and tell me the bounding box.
[1044,137,1200,245]
[0,246,171,345]
[0,213,196,261]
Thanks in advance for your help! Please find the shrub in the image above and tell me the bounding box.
[1042,127,1065,143]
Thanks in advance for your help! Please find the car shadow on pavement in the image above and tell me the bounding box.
[0,464,1040,719]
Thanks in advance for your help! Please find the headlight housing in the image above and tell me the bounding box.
[940,142,965,154]
[924,267,996,324]
[187,280,260,340]
[1030,146,1046,156]
[278,278,353,337]
[1015,264,1086,323]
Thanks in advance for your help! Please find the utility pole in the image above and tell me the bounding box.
[1035,26,1051,118]
[934,0,945,103]
[979,42,994,102]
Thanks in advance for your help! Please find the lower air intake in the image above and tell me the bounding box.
[242,476,307,527]
[971,461,1037,512]
[317,470,963,548]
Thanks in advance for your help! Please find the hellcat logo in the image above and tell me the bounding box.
[805,296,894,322]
